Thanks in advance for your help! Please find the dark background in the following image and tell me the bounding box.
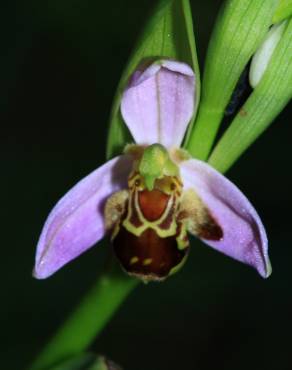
[1,0,291,369]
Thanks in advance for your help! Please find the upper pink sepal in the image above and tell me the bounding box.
[121,59,195,148]
[34,155,133,279]
[180,159,271,278]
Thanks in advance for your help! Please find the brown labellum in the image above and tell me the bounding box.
[109,174,189,281]
[106,179,224,281]
[113,225,188,281]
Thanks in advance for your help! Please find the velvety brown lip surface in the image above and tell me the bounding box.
[138,189,170,222]
[113,226,188,279]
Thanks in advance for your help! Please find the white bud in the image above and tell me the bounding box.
[249,20,287,88]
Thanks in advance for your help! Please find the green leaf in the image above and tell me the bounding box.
[209,18,292,173]
[273,0,292,23]
[185,0,279,161]
[106,0,200,160]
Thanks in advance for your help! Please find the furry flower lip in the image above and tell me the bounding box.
[34,59,271,281]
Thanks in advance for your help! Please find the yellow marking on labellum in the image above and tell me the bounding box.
[142,258,152,266]
[176,222,189,251]
[109,158,193,281]
[122,174,180,239]
[130,256,139,265]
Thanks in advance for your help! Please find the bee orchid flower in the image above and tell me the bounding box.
[34,59,271,281]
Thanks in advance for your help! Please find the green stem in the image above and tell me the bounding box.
[29,261,139,370]
[185,102,223,160]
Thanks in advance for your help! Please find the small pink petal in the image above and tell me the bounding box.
[34,155,133,279]
[121,59,195,148]
[180,159,271,278]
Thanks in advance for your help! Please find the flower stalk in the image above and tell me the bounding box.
[29,260,138,370]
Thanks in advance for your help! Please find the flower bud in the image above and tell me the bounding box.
[249,20,287,88]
